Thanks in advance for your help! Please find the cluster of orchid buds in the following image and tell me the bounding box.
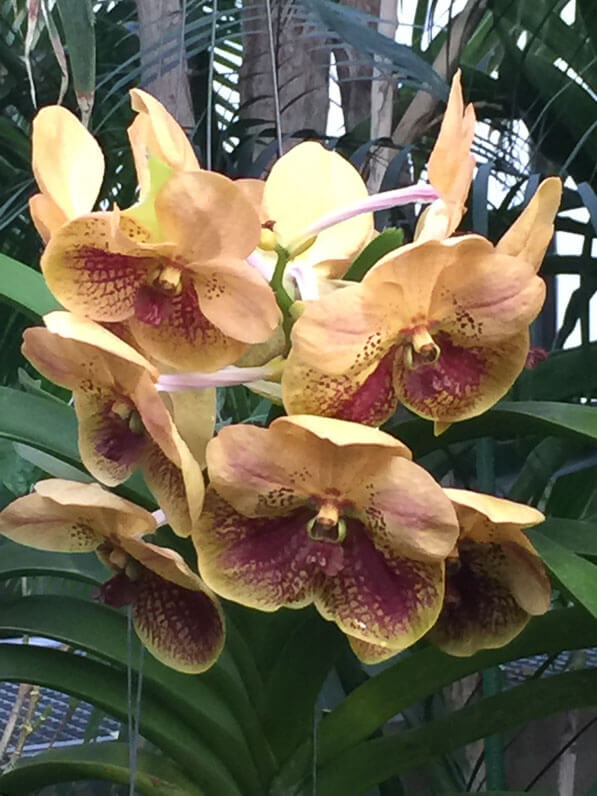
[0,73,560,672]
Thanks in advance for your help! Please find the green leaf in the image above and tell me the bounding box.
[311,669,597,796]
[0,595,266,795]
[0,742,203,796]
[534,517,597,556]
[274,607,597,791]
[0,644,243,795]
[344,228,404,281]
[387,401,597,457]
[0,538,106,583]
[56,0,96,123]
[530,532,597,619]
[259,612,344,763]
[0,253,61,319]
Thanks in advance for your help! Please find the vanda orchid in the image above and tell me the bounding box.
[2,64,584,796]
[0,480,224,672]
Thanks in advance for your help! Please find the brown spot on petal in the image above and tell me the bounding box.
[132,569,225,673]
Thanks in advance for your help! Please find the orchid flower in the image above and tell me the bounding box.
[0,480,224,672]
[193,415,459,657]
[283,178,562,430]
[239,143,437,301]
[22,312,208,536]
[428,489,551,656]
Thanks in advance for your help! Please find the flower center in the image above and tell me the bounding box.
[404,326,441,370]
[149,263,183,296]
[306,503,346,544]
[97,541,142,581]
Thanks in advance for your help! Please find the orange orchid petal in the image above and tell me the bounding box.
[40,212,155,322]
[161,388,216,469]
[196,490,316,610]
[444,488,545,530]
[128,279,247,371]
[394,329,531,423]
[154,171,261,263]
[196,491,445,651]
[351,455,459,562]
[236,178,267,222]
[428,538,550,656]
[497,177,562,272]
[426,70,475,225]
[192,260,280,344]
[129,88,201,175]
[205,416,410,519]
[29,193,68,242]
[142,440,205,538]
[32,105,104,219]
[282,347,400,426]
[0,479,155,551]
[116,538,224,673]
[289,281,397,375]
[430,238,546,345]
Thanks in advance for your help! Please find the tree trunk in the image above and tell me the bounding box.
[134,0,195,129]
[239,0,330,157]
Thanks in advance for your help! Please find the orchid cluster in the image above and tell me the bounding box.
[0,73,559,672]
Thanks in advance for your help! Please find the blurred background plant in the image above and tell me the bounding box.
[0,0,596,794]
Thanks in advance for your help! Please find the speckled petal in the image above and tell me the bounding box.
[129,277,247,371]
[428,539,550,656]
[205,416,410,518]
[127,548,224,673]
[353,456,459,561]
[282,346,399,426]
[315,519,444,650]
[142,440,205,538]
[394,329,531,423]
[192,258,280,344]
[430,238,546,345]
[0,479,155,551]
[40,213,154,321]
[347,635,401,665]
[289,281,398,375]
[75,385,148,486]
[195,490,318,610]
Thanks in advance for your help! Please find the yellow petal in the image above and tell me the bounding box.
[29,193,68,242]
[154,170,261,263]
[0,479,155,551]
[263,141,373,267]
[161,388,216,469]
[129,88,200,175]
[32,105,104,219]
[497,177,562,272]
[444,488,545,529]
[142,439,205,538]
[40,212,154,322]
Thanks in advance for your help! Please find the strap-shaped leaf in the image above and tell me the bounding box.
[531,531,597,619]
[532,517,597,556]
[274,607,597,791]
[311,669,597,795]
[0,595,266,795]
[0,253,61,318]
[0,742,203,796]
[0,644,243,795]
[259,611,344,763]
[55,0,96,124]
[0,539,105,583]
[387,401,597,457]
